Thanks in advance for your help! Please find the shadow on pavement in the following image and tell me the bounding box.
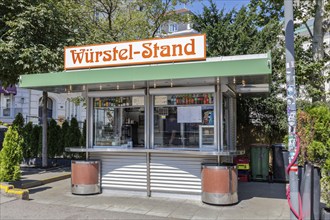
[238,181,287,201]
[29,186,52,194]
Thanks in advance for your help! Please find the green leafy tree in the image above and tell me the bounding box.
[194,0,287,146]
[0,126,23,181]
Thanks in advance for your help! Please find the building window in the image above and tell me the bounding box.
[168,23,178,33]
[153,93,215,149]
[0,93,13,117]
[38,97,53,123]
[93,96,145,147]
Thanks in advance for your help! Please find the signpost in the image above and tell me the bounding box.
[284,0,299,219]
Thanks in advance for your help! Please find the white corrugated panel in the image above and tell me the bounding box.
[90,152,147,191]
[150,154,216,194]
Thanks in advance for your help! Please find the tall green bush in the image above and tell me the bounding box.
[0,126,23,181]
[12,113,24,133]
[62,120,70,148]
[30,124,41,158]
[66,118,81,147]
[48,119,61,158]
[297,103,330,207]
[22,122,33,158]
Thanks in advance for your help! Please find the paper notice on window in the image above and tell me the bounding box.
[155,96,168,105]
[177,106,202,123]
[132,96,144,106]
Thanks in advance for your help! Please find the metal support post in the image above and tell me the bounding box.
[284,0,299,219]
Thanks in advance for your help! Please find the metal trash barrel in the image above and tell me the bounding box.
[71,160,101,195]
[201,163,238,205]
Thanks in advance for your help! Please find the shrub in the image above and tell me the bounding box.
[66,118,81,147]
[12,113,24,133]
[0,126,23,181]
[297,103,330,208]
[22,122,33,158]
[48,119,61,158]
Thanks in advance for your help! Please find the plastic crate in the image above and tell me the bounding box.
[238,174,249,182]
[237,163,250,170]
[234,156,250,164]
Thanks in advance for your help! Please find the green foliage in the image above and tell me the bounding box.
[297,103,330,207]
[48,119,61,158]
[62,120,70,148]
[30,124,41,158]
[0,126,23,182]
[66,118,81,147]
[22,122,33,158]
[194,0,287,146]
[12,113,24,133]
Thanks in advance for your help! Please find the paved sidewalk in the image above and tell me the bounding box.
[11,166,71,189]
[1,167,290,219]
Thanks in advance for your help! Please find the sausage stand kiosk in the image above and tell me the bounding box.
[19,34,271,204]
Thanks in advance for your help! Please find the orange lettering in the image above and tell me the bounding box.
[103,50,112,62]
[95,51,103,62]
[142,43,152,58]
[85,49,94,63]
[129,44,133,59]
[172,44,183,56]
[184,39,196,55]
[160,45,171,57]
[113,47,118,61]
[119,49,128,60]
[70,49,85,64]
[153,43,159,58]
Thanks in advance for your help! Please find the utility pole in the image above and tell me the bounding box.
[284,0,299,219]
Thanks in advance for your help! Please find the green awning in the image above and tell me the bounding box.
[19,53,271,92]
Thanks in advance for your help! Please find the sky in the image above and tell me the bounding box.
[177,0,250,15]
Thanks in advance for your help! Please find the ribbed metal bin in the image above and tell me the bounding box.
[201,163,238,205]
[71,160,101,195]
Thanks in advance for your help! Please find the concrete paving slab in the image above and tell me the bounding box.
[168,202,200,219]
[10,175,291,220]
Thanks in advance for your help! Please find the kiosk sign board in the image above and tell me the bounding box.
[65,34,206,70]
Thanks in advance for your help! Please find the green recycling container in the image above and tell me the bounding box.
[250,144,269,181]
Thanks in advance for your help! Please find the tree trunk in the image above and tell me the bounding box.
[312,0,325,102]
[42,91,48,167]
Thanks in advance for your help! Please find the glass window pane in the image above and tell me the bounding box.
[1,94,12,117]
[93,96,145,147]
[153,94,215,149]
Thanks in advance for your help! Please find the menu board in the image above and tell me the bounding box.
[155,96,168,105]
[132,96,144,106]
[177,106,202,123]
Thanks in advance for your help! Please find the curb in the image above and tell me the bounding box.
[0,183,29,200]
[21,173,71,189]
[0,173,71,200]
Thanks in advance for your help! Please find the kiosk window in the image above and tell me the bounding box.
[93,96,145,147]
[153,94,215,149]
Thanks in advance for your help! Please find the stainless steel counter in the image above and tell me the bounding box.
[65,147,244,156]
